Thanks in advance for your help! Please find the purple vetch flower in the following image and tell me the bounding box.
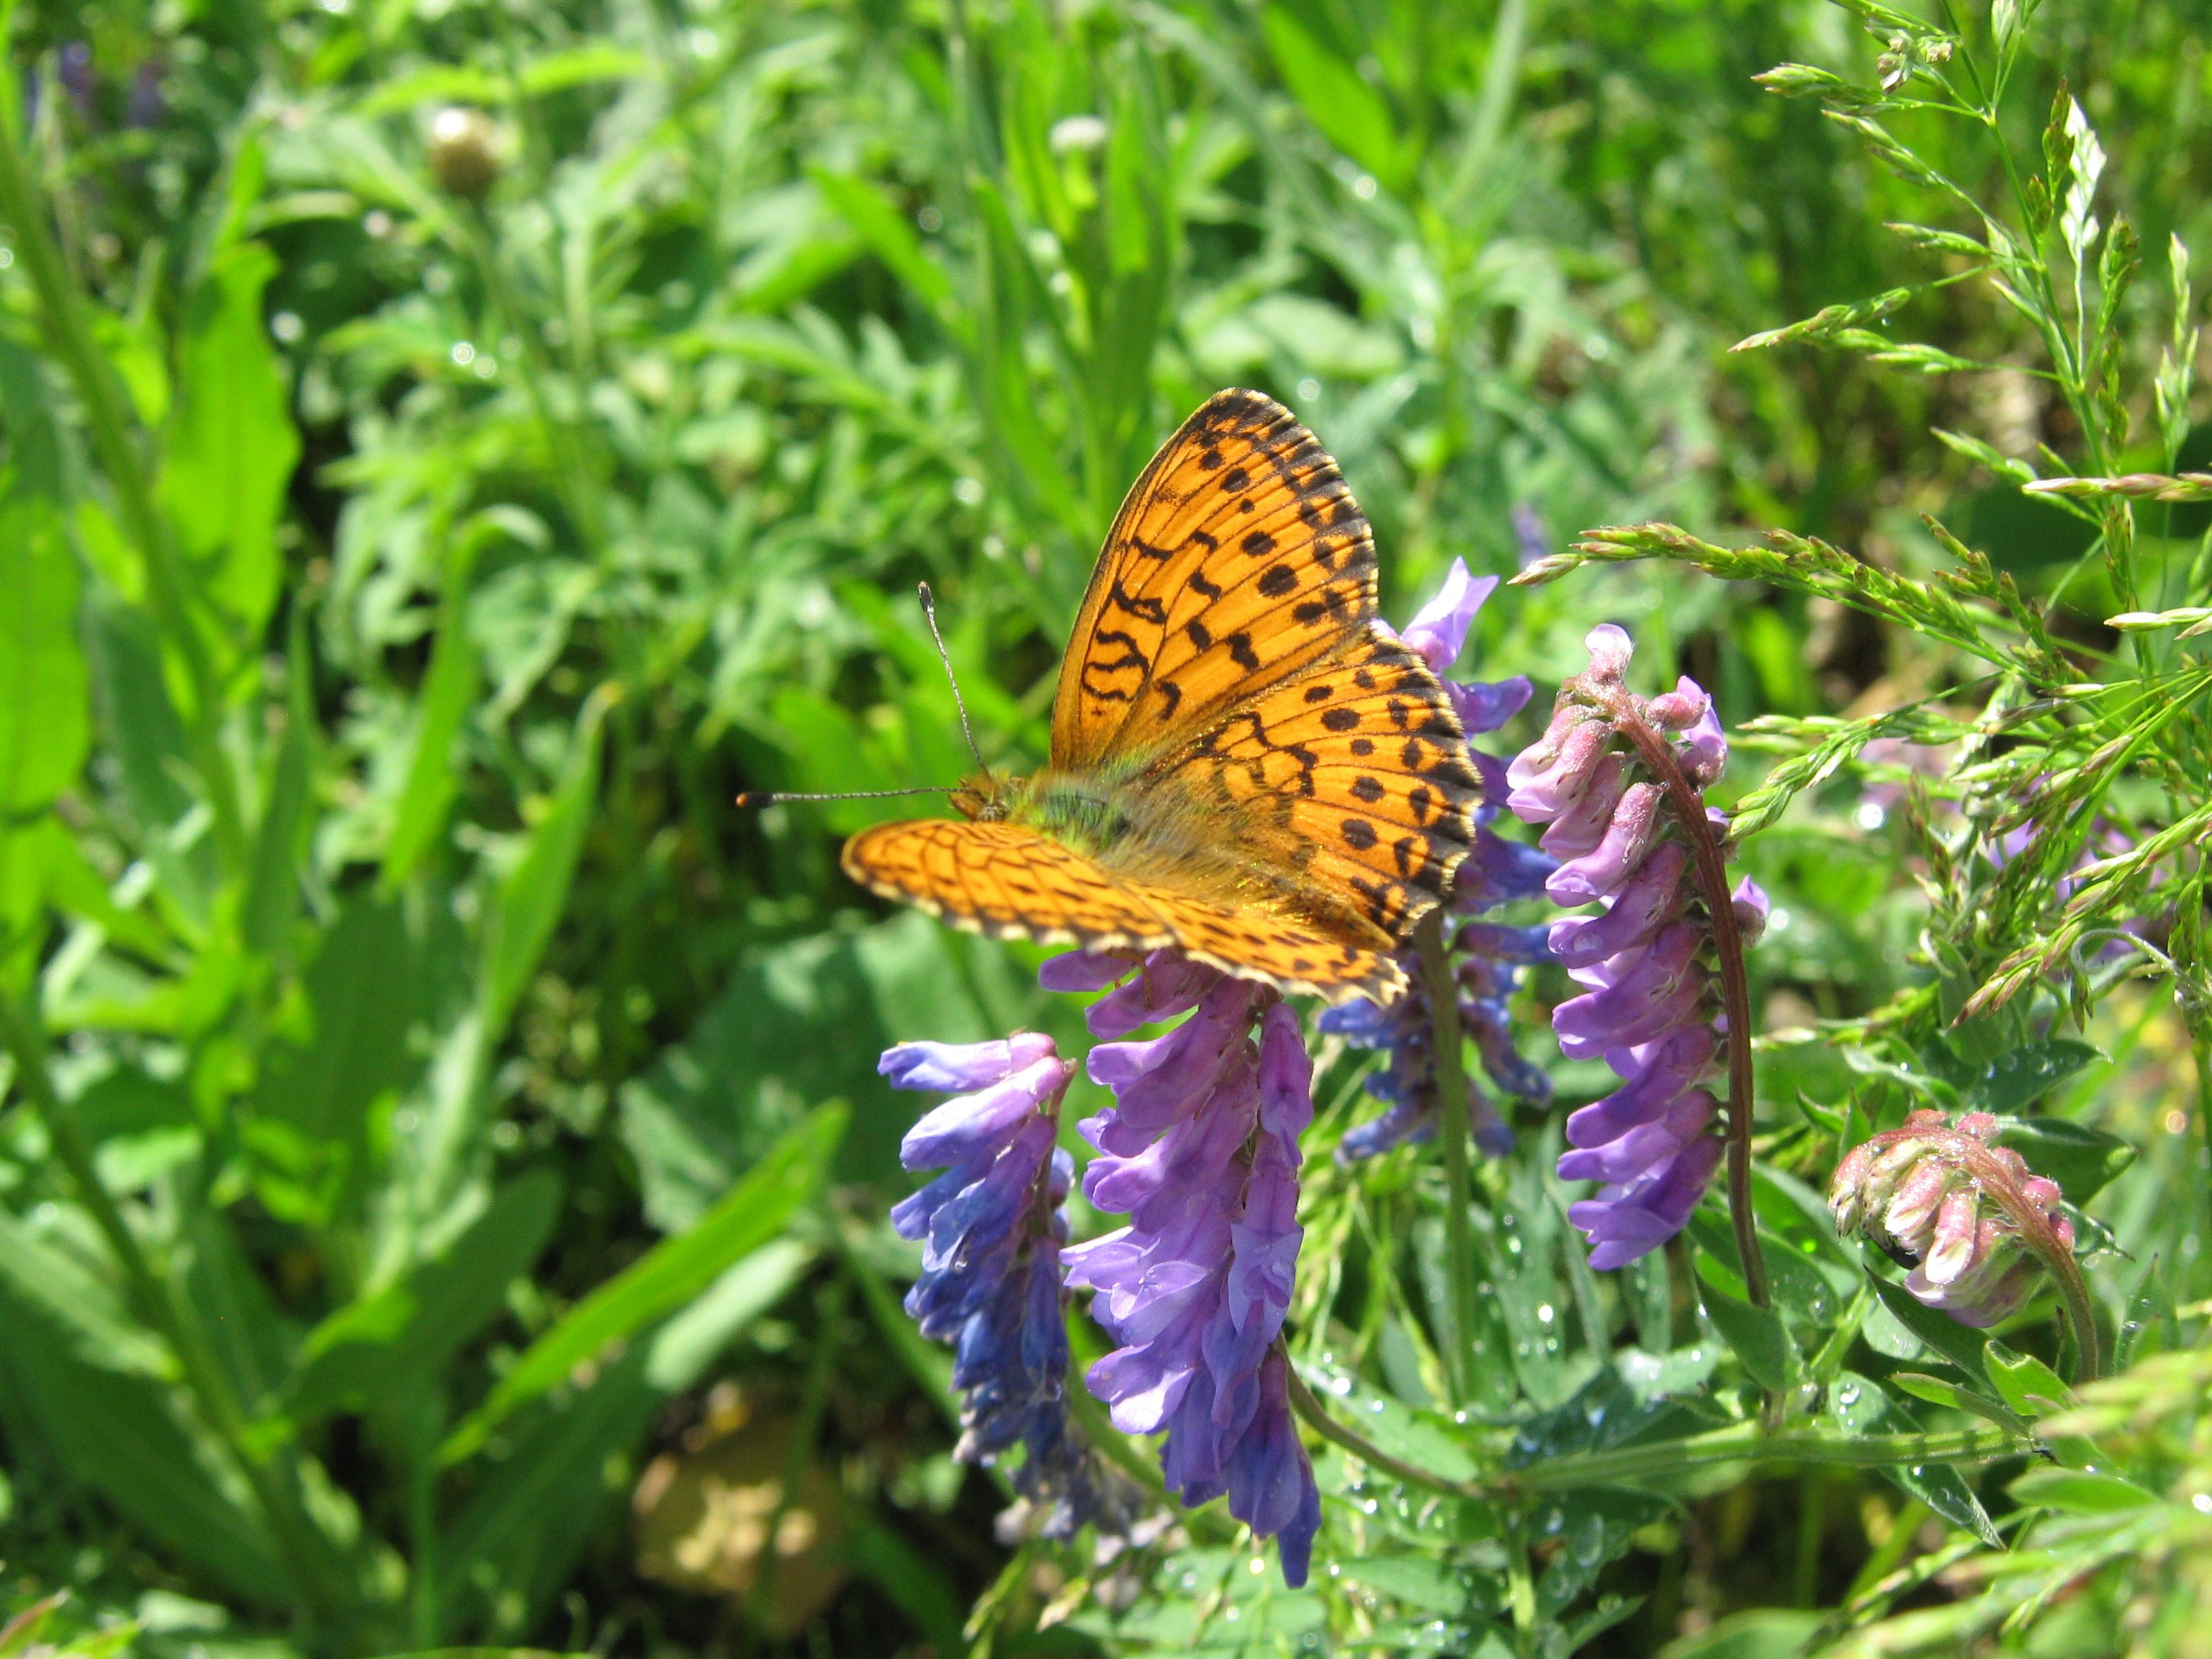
[1059,957,1323,1586]
[1828,1109,2078,1328]
[885,1035,1141,1542]
[1508,624,1769,1271]
[1329,559,1554,1163]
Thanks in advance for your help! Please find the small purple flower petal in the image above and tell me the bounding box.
[1546,782,1664,904]
[1039,950,1136,994]
[1678,704,1728,785]
[1583,623,1634,683]
[883,1033,1058,1093]
[1731,876,1771,944]
[1647,676,1710,731]
[900,1054,1072,1169]
[1537,754,1631,859]
[1456,830,1558,910]
[1447,675,1535,735]
[1399,557,1496,674]
[1087,950,1223,1037]
[1506,717,1611,822]
[1548,842,1691,969]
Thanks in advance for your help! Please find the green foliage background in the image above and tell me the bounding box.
[1,1,2209,1656]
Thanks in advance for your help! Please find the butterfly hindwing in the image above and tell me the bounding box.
[1050,390,1379,772]
[841,817,1403,1002]
[1151,633,1480,947]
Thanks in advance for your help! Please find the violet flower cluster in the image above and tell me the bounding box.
[1828,1108,2077,1328]
[1506,625,1768,1270]
[884,1035,1139,1542]
[1322,559,1557,1163]
[1051,950,1323,1588]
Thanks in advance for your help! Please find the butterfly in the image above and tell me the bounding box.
[839,390,1481,1004]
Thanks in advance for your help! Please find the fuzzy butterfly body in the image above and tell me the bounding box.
[841,389,1482,1004]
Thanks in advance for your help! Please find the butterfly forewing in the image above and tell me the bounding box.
[1050,390,1379,771]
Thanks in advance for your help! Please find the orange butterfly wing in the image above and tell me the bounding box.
[1147,631,1481,950]
[1051,389,1378,770]
[840,818,1403,1002]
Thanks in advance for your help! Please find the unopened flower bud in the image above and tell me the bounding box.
[428,106,501,200]
[1828,1108,2082,1330]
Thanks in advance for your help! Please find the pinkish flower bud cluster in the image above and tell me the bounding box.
[1507,624,1769,1270]
[1828,1109,2075,1328]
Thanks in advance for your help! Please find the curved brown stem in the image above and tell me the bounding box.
[1600,691,1771,1311]
[1915,1136,2103,1382]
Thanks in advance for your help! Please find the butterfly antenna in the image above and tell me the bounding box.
[735,785,954,809]
[917,581,989,775]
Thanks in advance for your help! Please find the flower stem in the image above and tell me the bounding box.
[1926,1134,2103,1382]
[1283,1356,2026,1499]
[1416,908,1480,1404]
[1604,693,1771,1310]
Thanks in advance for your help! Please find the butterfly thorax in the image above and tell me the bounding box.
[954,769,1133,848]
[967,764,1274,906]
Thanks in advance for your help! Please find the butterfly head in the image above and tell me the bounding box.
[950,771,1016,822]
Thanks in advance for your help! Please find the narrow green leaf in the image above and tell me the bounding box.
[811,171,958,324]
[440,1106,845,1462]
[1262,6,1408,193]
[159,242,300,648]
[1982,1341,2074,1420]
[1697,1279,1797,1392]
[478,688,612,1037]
[1867,1274,1992,1386]
[0,1262,288,1604]
[289,1170,562,1424]
[2008,1465,2159,1515]
[380,529,485,894]
[0,498,89,814]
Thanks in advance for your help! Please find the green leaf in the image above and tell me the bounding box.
[2007,1465,2159,1515]
[435,1349,662,1637]
[0,1253,288,1604]
[160,243,300,649]
[1262,7,1409,194]
[644,1238,812,1391]
[289,1171,562,1424]
[1868,1274,1992,1387]
[811,171,958,325]
[1696,1278,1797,1391]
[1983,1341,2074,1420]
[380,526,485,894]
[1990,1115,2136,1205]
[620,910,1049,1225]
[252,894,431,1197]
[0,498,89,814]
[1650,1609,1822,1659]
[1957,1039,2101,1113]
[479,688,611,1037]
[441,1106,844,1462]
